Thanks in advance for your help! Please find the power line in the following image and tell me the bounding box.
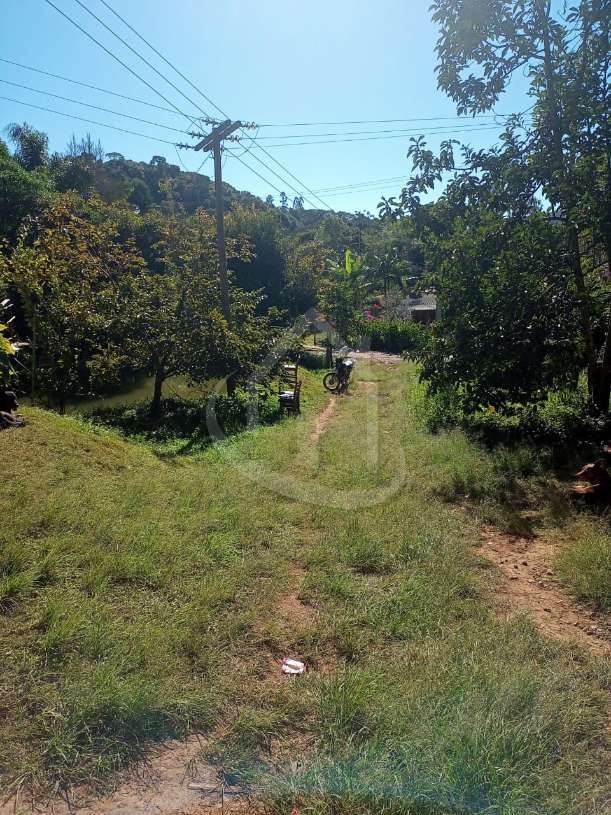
[0,78,191,135]
[314,176,408,192]
[0,94,180,145]
[45,0,299,203]
[252,122,522,141]
[253,125,503,148]
[93,0,333,209]
[257,115,505,127]
[42,0,207,132]
[322,184,410,198]
[224,143,325,209]
[0,57,196,118]
[96,0,227,121]
[71,0,215,122]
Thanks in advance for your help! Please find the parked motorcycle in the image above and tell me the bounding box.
[323,349,354,393]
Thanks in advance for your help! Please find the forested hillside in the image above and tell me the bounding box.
[0,125,402,412]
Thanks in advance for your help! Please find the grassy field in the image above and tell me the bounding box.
[1,361,609,814]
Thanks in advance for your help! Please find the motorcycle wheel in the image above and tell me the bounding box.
[323,372,341,392]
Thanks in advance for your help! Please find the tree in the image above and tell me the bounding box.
[366,248,406,300]
[283,239,326,314]
[420,209,582,409]
[6,123,49,171]
[66,133,105,162]
[433,0,611,408]
[122,209,271,414]
[225,205,285,308]
[0,139,51,241]
[319,250,367,341]
[391,0,611,411]
[4,194,145,411]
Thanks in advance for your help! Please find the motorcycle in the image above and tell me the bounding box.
[323,349,354,393]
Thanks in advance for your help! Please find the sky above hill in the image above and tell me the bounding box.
[1,0,532,214]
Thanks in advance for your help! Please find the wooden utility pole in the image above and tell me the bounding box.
[193,120,242,326]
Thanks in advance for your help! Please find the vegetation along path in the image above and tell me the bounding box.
[1,360,610,815]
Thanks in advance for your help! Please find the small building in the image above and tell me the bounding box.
[394,293,438,325]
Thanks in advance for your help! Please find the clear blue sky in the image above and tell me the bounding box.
[0,0,531,213]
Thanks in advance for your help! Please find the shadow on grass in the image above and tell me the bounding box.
[85,392,283,458]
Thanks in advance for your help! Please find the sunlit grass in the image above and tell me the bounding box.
[0,362,609,813]
[556,519,611,612]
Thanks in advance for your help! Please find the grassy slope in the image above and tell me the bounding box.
[0,363,609,814]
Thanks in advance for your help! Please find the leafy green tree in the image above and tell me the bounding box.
[6,123,49,171]
[226,205,285,308]
[4,193,144,411]
[283,239,326,314]
[319,250,367,341]
[122,209,272,414]
[390,0,611,411]
[420,210,582,409]
[366,248,406,300]
[0,139,51,241]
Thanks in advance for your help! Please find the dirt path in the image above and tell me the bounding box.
[0,737,253,815]
[302,346,402,366]
[478,527,611,656]
[309,397,337,444]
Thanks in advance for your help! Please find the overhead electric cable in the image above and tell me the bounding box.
[0,78,191,134]
[94,0,333,209]
[257,115,505,127]
[42,0,289,198]
[253,125,503,148]
[70,0,215,121]
[0,94,180,145]
[42,0,207,131]
[313,175,407,192]
[0,57,197,117]
[252,122,523,140]
[96,0,228,120]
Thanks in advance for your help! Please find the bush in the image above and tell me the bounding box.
[87,388,281,443]
[293,350,327,371]
[420,382,608,449]
[355,318,430,356]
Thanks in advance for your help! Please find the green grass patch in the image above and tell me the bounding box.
[556,520,611,611]
[0,362,608,814]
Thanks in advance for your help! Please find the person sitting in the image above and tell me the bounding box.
[0,389,25,429]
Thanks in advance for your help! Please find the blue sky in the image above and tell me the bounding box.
[1,0,531,213]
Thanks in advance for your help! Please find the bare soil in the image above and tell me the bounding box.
[352,350,402,365]
[0,737,259,815]
[309,397,337,444]
[477,527,611,656]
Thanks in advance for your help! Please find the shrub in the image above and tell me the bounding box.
[294,350,327,371]
[355,318,430,356]
[420,382,608,449]
[87,388,281,443]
